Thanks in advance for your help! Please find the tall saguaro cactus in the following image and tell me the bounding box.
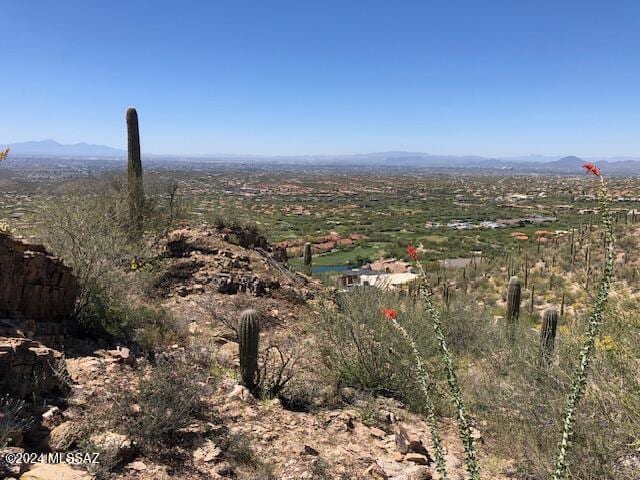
[238,309,260,393]
[126,107,144,238]
[540,308,559,365]
[506,275,521,327]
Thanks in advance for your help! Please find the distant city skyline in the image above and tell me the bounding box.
[3,1,640,157]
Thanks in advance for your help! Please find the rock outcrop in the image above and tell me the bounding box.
[0,233,79,348]
[0,338,65,398]
[158,226,314,300]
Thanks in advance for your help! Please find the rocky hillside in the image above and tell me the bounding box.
[0,226,507,480]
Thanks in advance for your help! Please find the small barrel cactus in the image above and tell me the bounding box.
[238,309,260,392]
[540,308,559,365]
[506,275,521,326]
[126,106,144,238]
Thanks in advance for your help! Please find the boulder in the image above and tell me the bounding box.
[192,440,222,463]
[41,406,64,428]
[0,338,66,398]
[0,447,27,477]
[46,421,79,452]
[390,465,433,480]
[394,425,432,462]
[20,463,91,480]
[364,462,389,479]
[216,341,239,367]
[403,453,430,465]
[89,432,135,464]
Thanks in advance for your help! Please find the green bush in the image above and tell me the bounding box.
[79,292,184,350]
[461,297,640,480]
[37,175,184,349]
[316,287,441,411]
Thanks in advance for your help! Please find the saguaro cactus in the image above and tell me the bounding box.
[443,282,451,309]
[303,242,312,268]
[506,275,521,327]
[540,308,559,365]
[238,309,260,392]
[529,285,535,314]
[126,107,144,238]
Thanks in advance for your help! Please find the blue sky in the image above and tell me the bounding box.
[2,1,640,156]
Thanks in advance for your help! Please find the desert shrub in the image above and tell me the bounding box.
[257,341,301,400]
[439,296,503,358]
[462,297,640,480]
[0,395,33,448]
[80,292,185,350]
[223,432,277,479]
[212,214,268,249]
[37,175,183,347]
[38,185,135,315]
[113,354,207,453]
[317,287,443,411]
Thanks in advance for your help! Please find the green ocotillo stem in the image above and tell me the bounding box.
[506,275,521,327]
[126,107,144,237]
[414,260,480,480]
[540,308,559,366]
[551,176,615,480]
[238,309,260,393]
[387,314,450,480]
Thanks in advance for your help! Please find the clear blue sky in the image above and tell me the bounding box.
[2,1,640,157]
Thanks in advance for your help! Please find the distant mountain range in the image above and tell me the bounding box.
[2,140,639,174]
[2,139,124,157]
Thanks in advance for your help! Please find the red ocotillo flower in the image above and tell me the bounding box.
[407,244,419,260]
[382,308,398,320]
[582,162,601,177]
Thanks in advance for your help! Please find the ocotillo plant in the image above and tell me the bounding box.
[404,244,480,480]
[506,275,521,327]
[126,106,145,239]
[238,309,260,393]
[540,308,559,366]
[383,308,450,480]
[551,162,615,479]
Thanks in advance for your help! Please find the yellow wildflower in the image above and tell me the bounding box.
[596,335,618,352]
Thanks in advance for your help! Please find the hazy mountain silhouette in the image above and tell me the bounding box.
[4,139,124,157]
[2,140,639,174]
